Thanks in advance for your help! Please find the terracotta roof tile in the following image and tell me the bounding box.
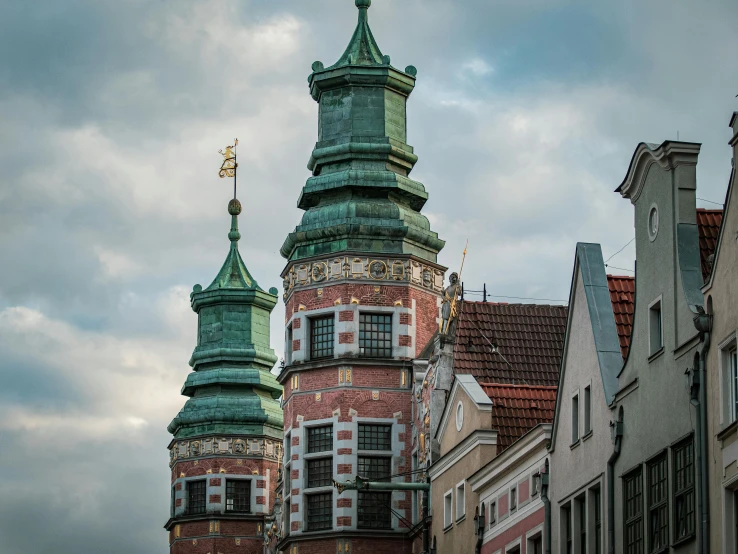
[453,302,568,386]
[479,383,557,452]
[607,275,635,359]
[696,208,723,281]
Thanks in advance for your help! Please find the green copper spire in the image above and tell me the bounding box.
[169,199,283,440]
[281,0,444,263]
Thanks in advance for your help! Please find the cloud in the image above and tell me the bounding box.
[1,0,737,551]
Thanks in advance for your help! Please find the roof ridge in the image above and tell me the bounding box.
[478,383,558,390]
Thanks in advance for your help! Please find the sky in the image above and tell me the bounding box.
[0,0,736,552]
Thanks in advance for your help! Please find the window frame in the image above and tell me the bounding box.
[187,479,207,516]
[579,495,587,554]
[624,467,644,554]
[594,487,602,554]
[358,313,393,358]
[672,437,695,542]
[649,296,663,356]
[490,500,497,527]
[563,503,572,554]
[357,491,392,529]
[305,492,333,532]
[444,490,453,529]
[584,384,592,436]
[306,425,334,454]
[722,335,738,425]
[309,314,335,360]
[456,481,466,521]
[306,457,333,489]
[358,423,392,451]
[225,479,252,513]
[510,485,517,512]
[647,453,669,552]
[571,392,580,444]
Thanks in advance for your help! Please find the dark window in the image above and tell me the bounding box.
[171,486,176,517]
[564,505,572,554]
[595,489,602,554]
[359,313,392,357]
[358,491,392,529]
[310,316,334,359]
[579,497,587,554]
[511,487,517,511]
[187,480,206,515]
[490,501,496,527]
[226,480,251,513]
[307,458,333,489]
[624,468,644,554]
[307,425,333,453]
[358,456,391,481]
[648,454,668,552]
[673,438,695,541]
[358,423,392,451]
[306,493,332,531]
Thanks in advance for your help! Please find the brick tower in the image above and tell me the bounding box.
[278,1,445,552]
[166,198,284,553]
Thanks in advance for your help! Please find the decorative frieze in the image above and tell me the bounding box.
[169,436,283,467]
[282,255,445,299]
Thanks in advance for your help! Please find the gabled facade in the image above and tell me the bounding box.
[702,112,736,553]
[548,243,632,554]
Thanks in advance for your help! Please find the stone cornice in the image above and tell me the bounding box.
[168,435,283,467]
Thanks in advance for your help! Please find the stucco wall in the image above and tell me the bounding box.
[549,274,613,553]
[705,127,738,553]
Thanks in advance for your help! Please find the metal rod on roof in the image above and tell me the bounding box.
[461,281,464,301]
[483,283,487,303]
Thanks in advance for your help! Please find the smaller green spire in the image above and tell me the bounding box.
[328,0,386,69]
[205,198,260,291]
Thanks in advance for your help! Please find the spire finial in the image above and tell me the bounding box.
[355,0,371,9]
[228,199,242,243]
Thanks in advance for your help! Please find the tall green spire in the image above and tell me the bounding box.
[169,199,283,440]
[280,0,445,263]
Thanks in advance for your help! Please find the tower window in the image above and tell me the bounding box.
[358,423,392,451]
[358,491,392,529]
[359,313,392,357]
[187,480,206,515]
[306,492,333,531]
[306,457,333,489]
[226,480,251,513]
[307,425,333,453]
[310,315,335,359]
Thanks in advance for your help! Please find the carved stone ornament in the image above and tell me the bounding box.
[369,260,388,279]
[311,262,328,282]
[169,436,283,467]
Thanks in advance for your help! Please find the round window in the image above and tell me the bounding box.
[455,401,464,431]
[648,204,659,241]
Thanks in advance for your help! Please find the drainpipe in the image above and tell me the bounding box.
[607,409,623,554]
[540,459,551,554]
[693,310,712,554]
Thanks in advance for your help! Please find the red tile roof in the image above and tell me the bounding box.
[696,208,723,281]
[607,275,635,359]
[479,383,557,452]
[453,302,568,386]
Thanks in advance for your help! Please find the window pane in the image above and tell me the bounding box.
[306,493,333,531]
[358,491,392,529]
[187,480,206,515]
[358,424,392,451]
[647,455,668,551]
[226,480,251,512]
[358,456,391,481]
[673,438,695,540]
[307,425,333,453]
[307,458,333,489]
[624,469,643,554]
[359,313,392,357]
[310,316,334,359]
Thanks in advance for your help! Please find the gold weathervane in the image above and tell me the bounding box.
[219,138,238,198]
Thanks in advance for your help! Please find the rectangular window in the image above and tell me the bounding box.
[595,488,602,554]
[358,423,392,451]
[359,313,392,357]
[187,479,206,515]
[171,486,176,517]
[532,473,541,497]
[510,486,517,511]
[730,347,738,423]
[673,438,695,541]
[648,454,668,552]
[456,482,466,520]
[584,385,592,435]
[306,493,332,531]
[307,425,333,453]
[563,504,572,554]
[358,492,392,529]
[490,501,496,527]
[226,480,251,513]
[444,491,453,528]
[624,468,644,554]
[357,456,391,481]
[307,458,333,489]
[579,496,587,554]
[286,324,293,365]
[310,315,334,359]
[572,393,580,444]
[649,298,663,355]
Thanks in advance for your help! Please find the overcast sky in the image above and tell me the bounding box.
[1,1,737,552]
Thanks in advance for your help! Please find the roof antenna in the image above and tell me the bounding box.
[677,130,680,141]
